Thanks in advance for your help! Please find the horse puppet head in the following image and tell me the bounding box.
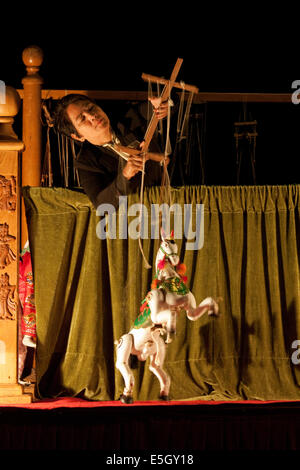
[155,228,180,274]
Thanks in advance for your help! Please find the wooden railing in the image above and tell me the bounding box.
[16,88,293,103]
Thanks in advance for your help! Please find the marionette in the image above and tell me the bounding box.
[115,229,219,404]
[114,59,219,403]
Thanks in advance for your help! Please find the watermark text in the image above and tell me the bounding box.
[291,80,300,104]
[291,340,300,365]
[96,197,204,250]
[0,80,5,104]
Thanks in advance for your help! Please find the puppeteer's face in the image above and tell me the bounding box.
[67,101,111,146]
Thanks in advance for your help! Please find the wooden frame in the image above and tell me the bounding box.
[0,86,32,403]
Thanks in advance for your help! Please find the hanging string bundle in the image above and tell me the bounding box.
[135,59,198,268]
[136,80,175,269]
[159,92,173,210]
[176,82,194,143]
[41,99,80,188]
[41,101,54,187]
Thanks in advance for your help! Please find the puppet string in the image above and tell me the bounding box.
[160,97,173,209]
[179,91,194,142]
[177,83,185,137]
[138,150,152,269]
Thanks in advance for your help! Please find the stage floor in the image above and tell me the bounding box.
[1,393,300,454]
[1,394,300,409]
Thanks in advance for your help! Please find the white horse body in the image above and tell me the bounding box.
[115,230,219,404]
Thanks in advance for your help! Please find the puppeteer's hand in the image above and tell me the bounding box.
[122,142,170,179]
[122,153,149,180]
[139,141,169,165]
[148,97,171,120]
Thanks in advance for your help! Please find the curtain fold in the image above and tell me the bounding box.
[22,185,300,401]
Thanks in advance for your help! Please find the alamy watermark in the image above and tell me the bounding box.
[291,340,300,365]
[290,83,300,367]
[0,80,5,104]
[291,80,300,104]
[96,196,204,251]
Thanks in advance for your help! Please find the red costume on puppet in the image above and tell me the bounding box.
[19,245,36,348]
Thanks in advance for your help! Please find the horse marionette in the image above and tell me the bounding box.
[115,229,219,404]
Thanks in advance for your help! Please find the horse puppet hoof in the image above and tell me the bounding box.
[120,394,134,404]
[159,394,170,402]
[165,330,176,344]
[208,298,220,316]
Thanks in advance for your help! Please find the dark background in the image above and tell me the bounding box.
[2,16,299,187]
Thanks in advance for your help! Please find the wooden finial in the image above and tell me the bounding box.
[0,86,21,119]
[0,86,23,146]
[22,45,43,75]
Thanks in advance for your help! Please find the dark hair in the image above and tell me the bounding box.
[53,94,96,139]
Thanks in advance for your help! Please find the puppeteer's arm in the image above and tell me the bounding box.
[77,164,140,210]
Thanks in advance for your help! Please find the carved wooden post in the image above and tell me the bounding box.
[0,85,31,403]
[21,45,43,248]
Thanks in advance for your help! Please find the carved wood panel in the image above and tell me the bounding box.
[0,151,19,384]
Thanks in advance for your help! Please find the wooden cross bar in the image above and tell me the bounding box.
[116,58,195,161]
[142,57,183,152]
[141,72,199,95]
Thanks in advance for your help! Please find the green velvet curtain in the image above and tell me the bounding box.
[22,185,300,401]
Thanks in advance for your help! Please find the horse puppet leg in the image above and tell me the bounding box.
[147,289,177,342]
[186,293,219,321]
[149,332,171,400]
[115,334,135,404]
